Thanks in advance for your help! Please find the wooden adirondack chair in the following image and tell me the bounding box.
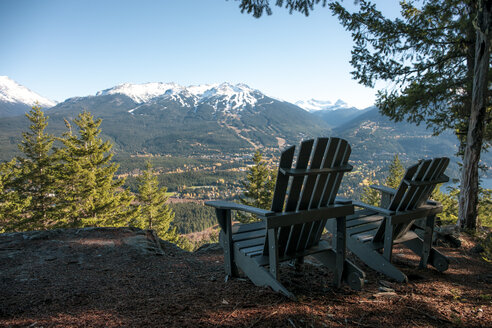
[328,157,450,282]
[205,137,365,299]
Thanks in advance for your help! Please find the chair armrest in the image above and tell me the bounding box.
[390,204,443,225]
[352,201,395,216]
[370,184,397,196]
[354,200,443,224]
[205,200,274,217]
[335,197,352,205]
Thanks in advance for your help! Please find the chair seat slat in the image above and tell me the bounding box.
[232,229,266,242]
[241,245,265,256]
[347,209,377,221]
[348,222,381,236]
[232,221,265,234]
[347,216,384,228]
[234,237,265,250]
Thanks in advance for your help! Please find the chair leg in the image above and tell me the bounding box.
[383,218,394,262]
[348,238,408,282]
[343,259,365,291]
[234,248,295,299]
[311,248,365,290]
[217,213,238,277]
[334,216,347,287]
[312,249,342,288]
[420,215,435,268]
[321,217,349,287]
[403,237,449,272]
[294,256,304,271]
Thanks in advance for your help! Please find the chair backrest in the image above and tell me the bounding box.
[264,137,352,256]
[388,157,449,212]
[375,157,449,242]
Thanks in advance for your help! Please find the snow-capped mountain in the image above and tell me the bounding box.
[44,81,329,155]
[294,98,370,128]
[295,99,353,112]
[96,82,263,113]
[97,82,183,103]
[0,76,56,117]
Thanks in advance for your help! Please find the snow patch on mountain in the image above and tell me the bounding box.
[0,76,57,108]
[295,98,354,112]
[197,83,261,111]
[97,81,262,112]
[97,82,183,103]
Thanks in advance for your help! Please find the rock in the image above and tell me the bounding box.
[378,286,395,293]
[435,224,459,235]
[194,243,222,253]
[443,234,462,248]
[470,244,485,253]
[431,225,462,248]
[122,233,164,255]
[372,291,398,298]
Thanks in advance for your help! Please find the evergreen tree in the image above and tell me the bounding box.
[360,155,405,206]
[0,159,31,232]
[133,161,178,242]
[386,155,405,189]
[239,150,276,223]
[431,187,459,225]
[478,187,492,227]
[431,186,491,227]
[236,0,491,230]
[9,106,57,230]
[360,179,381,206]
[56,111,135,227]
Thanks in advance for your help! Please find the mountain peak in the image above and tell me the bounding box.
[96,82,183,103]
[334,99,348,107]
[0,76,56,108]
[95,81,263,111]
[295,98,355,112]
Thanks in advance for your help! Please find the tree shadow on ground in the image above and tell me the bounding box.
[0,229,490,327]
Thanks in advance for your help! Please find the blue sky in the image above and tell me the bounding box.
[1,0,401,108]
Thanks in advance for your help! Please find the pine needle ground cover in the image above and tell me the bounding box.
[1,227,490,327]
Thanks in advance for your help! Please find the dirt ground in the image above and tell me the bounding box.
[0,227,490,327]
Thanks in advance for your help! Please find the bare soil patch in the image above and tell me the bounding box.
[0,227,490,327]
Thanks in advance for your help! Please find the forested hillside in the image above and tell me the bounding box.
[0,83,331,161]
[1,81,491,242]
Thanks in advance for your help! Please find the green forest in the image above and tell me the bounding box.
[0,108,190,247]
[170,202,216,234]
[0,107,245,251]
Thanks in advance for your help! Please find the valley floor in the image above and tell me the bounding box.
[0,227,490,327]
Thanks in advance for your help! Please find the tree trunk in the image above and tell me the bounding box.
[458,0,491,230]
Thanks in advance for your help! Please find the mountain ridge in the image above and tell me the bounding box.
[2,77,487,180]
[0,76,57,117]
[0,79,331,159]
[96,82,263,112]
[295,98,355,112]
